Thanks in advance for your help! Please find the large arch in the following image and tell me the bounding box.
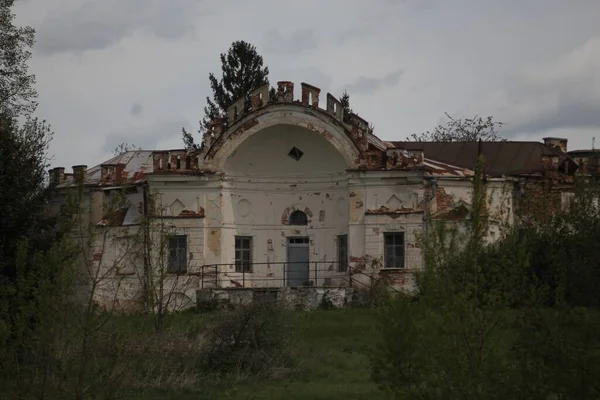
[208,104,361,172]
[222,124,350,177]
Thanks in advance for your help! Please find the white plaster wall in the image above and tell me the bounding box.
[83,214,205,312]
[219,177,350,287]
[215,124,353,288]
[210,105,361,170]
[435,179,515,240]
[345,171,426,290]
[85,225,145,312]
[224,124,348,177]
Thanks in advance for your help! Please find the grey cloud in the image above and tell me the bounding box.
[36,0,200,55]
[130,103,143,116]
[335,24,376,46]
[103,119,188,153]
[263,29,317,55]
[345,68,405,95]
[475,37,600,137]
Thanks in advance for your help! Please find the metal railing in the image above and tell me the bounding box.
[200,261,352,289]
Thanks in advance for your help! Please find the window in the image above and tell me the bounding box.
[235,236,253,272]
[384,232,405,268]
[168,235,187,274]
[288,146,304,161]
[289,210,308,225]
[337,234,348,272]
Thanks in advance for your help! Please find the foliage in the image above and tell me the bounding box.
[0,3,68,396]
[340,89,353,120]
[124,308,379,399]
[0,114,53,280]
[0,0,37,117]
[373,143,600,397]
[408,112,505,142]
[133,190,198,331]
[199,300,296,379]
[183,40,270,150]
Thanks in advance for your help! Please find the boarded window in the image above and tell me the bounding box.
[337,234,348,272]
[168,235,187,274]
[384,232,405,268]
[235,236,253,273]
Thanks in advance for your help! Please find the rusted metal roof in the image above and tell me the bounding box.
[388,141,577,177]
[87,151,154,185]
[55,151,155,188]
[423,158,475,177]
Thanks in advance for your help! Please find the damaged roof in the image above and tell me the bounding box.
[87,151,154,185]
[388,141,577,177]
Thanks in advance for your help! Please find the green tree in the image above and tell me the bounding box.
[408,113,505,142]
[373,150,600,398]
[0,0,53,293]
[372,157,527,398]
[183,41,270,150]
[0,0,37,117]
[339,89,353,118]
[0,2,70,395]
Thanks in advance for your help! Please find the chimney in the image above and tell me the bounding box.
[48,168,56,186]
[55,167,65,185]
[543,137,568,152]
[115,163,126,184]
[72,165,87,183]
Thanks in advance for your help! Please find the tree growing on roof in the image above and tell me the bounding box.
[408,113,505,142]
[112,142,140,156]
[182,41,272,151]
[338,89,375,133]
[340,90,353,120]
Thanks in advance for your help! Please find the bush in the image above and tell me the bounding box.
[198,300,296,379]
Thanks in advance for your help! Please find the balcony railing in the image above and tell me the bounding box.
[200,261,351,289]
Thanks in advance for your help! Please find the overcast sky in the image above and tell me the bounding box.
[13,0,600,169]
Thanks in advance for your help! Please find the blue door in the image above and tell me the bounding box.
[287,237,309,287]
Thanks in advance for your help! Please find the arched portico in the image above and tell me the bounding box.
[207,104,362,172]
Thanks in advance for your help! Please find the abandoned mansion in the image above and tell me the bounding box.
[49,81,581,310]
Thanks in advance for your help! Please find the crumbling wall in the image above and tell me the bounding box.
[197,287,349,310]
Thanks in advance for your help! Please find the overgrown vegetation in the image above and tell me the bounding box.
[4,1,600,398]
[372,156,600,398]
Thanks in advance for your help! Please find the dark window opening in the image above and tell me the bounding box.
[185,156,191,169]
[288,237,309,244]
[289,210,308,225]
[235,236,253,273]
[384,232,405,269]
[337,234,348,272]
[288,146,304,161]
[176,156,181,170]
[168,235,187,274]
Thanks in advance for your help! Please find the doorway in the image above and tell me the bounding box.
[286,237,309,287]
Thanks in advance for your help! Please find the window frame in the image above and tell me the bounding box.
[337,234,348,272]
[235,235,253,273]
[167,234,188,274]
[383,232,405,269]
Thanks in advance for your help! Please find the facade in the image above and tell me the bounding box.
[567,148,600,176]
[49,81,578,311]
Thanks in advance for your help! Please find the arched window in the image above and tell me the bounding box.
[289,210,308,225]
